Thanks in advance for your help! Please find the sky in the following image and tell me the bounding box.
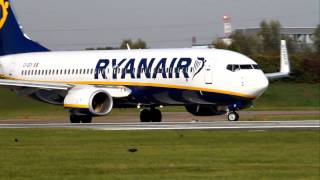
[11,0,320,50]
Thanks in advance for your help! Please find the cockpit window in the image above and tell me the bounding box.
[226,64,241,72]
[234,65,240,71]
[240,65,253,69]
[227,64,260,72]
[227,65,233,71]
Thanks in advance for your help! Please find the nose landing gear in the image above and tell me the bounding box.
[227,111,239,121]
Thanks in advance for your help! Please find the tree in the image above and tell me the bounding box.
[282,35,297,53]
[133,39,147,49]
[228,30,261,55]
[212,38,229,50]
[259,20,281,52]
[120,39,134,49]
[314,25,320,53]
[120,39,147,49]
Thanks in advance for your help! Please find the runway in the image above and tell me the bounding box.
[0,120,319,131]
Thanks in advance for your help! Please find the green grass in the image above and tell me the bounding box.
[0,129,319,179]
[0,83,319,119]
[253,83,320,110]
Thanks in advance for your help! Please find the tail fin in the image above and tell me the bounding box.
[0,0,49,56]
[265,40,291,80]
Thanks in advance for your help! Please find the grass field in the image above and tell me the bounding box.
[0,83,319,119]
[253,83,320,110]
[0,129,319,179]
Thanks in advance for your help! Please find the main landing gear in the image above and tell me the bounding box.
[140,108,162,122]
[227,111,239,121]
[70,115,92,123]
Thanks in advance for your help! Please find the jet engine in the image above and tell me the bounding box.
[64,87,113,116]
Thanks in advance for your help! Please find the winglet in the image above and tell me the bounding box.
[280,40,290,75]
[265,40,291,80]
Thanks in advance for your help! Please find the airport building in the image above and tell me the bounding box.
[235,27,316,45]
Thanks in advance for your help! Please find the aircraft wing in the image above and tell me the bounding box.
[0,79,131,98]
[265,40,291,80]
[0,79,71,90]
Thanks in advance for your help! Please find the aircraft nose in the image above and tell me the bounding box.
[253,73,269,98]
[246,72,269,98]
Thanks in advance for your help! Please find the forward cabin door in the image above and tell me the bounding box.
[204,63,213,84]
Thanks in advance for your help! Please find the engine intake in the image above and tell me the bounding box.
[90,91,113,115]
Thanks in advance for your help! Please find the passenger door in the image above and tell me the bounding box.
[204,63,213,84]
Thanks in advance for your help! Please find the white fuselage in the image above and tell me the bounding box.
[0,48,269,103]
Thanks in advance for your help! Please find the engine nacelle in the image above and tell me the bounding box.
[185,104,225,116]
[64,86,113,116]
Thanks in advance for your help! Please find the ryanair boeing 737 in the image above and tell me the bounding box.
[0,0,290,123]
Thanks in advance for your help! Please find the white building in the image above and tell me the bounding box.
[235,27,316,45]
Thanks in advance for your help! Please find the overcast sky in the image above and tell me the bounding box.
[12,0,320,50]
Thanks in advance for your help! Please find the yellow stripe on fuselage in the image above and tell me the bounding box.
[0,74,256,99]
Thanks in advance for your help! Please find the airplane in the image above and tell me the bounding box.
[0,0,290,123]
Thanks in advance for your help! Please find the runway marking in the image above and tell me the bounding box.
[0,120,319,131]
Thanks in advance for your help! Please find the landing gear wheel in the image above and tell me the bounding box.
[80,116,93,123]
[70,115,93,123]
[140,109,151,122]
[140,108,163,122]
[70,115,81,123]
[150,109,162,122]
[228,112,239,121]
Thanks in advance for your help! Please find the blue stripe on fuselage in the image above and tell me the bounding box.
[125,86,253,106]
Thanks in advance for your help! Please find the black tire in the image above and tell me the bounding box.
[140,109,151,122]
[150,109,162,122]
[228,112,239,121]
[70,115,81,123]
[81,116,93,123]
[70,115,92,123]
